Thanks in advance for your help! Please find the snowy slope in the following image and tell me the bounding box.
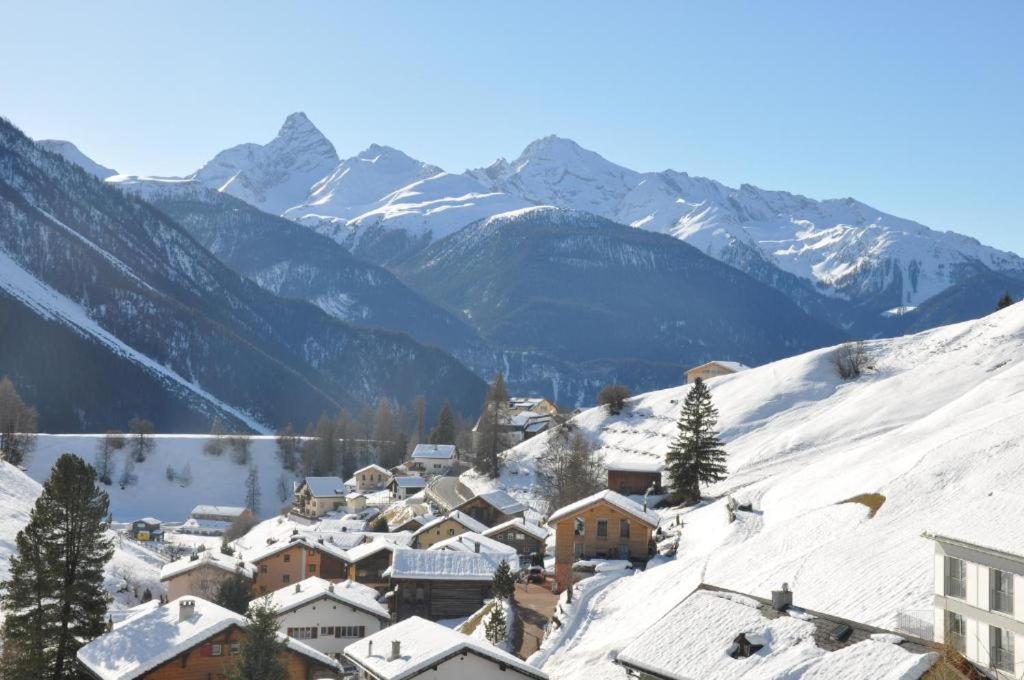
[460,303,1024,680]
[36,139,118,179]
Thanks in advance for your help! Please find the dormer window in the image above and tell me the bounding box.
[729,633,764,659]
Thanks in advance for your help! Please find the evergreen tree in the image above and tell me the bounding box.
[274,423,300,471]
[228,434,252,465]
[997,292,1015,310]
[665,377,727,503]
[245,465,261,515]
[414,395,426,444]
[484,605,507,646]
[428,401,457,445]
[0,454,114,680]
[474,374,510,478]
[0,377,37,466]
[127,417,155,462]
[215,573,254,615]
[203,416,227,456]
[228,598,287,680]
[492,560,516,601]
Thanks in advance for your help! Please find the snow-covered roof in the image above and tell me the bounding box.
[245,534,350,565]
[76,597,339,680]
[460,489,527,515]
[261,576,389,620]
[134,517,161,525]
[345,540,399,563]
[160,550,255,581]
[605,459,665,473]
[483,518,550,542]
[344,615,547,680]
[355,464,390,476]
[410,443,456,460]
[190,504,247,518]
[547,489,660,528]
[615,588,936,680]
[301,476,348,497]
[412,510,489,537]
[384,548,513,581]
[390,475,427,489]
[427,532,518,558]
[689,360,751,373]
[924,492,1024,560]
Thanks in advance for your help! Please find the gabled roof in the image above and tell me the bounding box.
[345,540,399,563]
[427,532,518,558]
[483,517,550,542]
[355,464,390,476]
[76,597,338,680]
[547,489,660,528]
[383,548,512,581]
[390,475,427,489]
[605,459,665,473]
[411,510,489,537]
[689,360,751,373]
[301,476,347,497]
[459,489,527,515]
[190,504,247,517]
[246,534,350,565]
[261,576,389,621]
[344,616,548,680]
[410,443,456,460]
[160,550,255,582]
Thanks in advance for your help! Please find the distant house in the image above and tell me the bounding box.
[685,360,750,383]
[924,493,1024,676]
[615,584,939,679]
[345,541,400,593]
[346,492,368,514]
[129,517,163,542]
[548,489,660,592]
[383,548,508,621]
[249,535,350,595]
[178,505,251,536]
[387,475,427,500]
[606,460,664,495]
[345,616,549,680]
[292,476,348,518]
[411,510,490,549]
[355,464,391,492]
[454,489,527,527]
[262,576,389,660]
[508,397,558,416]
[427,531,519,562]
[388,514,433,534]
[160,550,254,601]
[410,443,457,474]
[483,518,549,559]
[76,596,340,680]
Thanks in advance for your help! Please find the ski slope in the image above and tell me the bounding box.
[466,303,1024,680]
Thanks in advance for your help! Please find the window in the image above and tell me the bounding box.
[339,626,366,637]
[516,532,525,540]
[321,626,334,636]
[287,627,317,640]
[944,611,966,654]
[620,519,630,538]
[211,644,222,657]
[573,542,584,558]
[283,554,291,563]
[991,625,1014,673]
[282,574,291,584]
[308,564,317,574]
[991,568,1014,615]
[259,564,268,574]
[618,543,631,559]
[229,642,240,656]
[596,520,608,538]
[944,556,966,599]
[447,528,456,536]
[574,517,585,537]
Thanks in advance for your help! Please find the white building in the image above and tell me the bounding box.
[355,464,391,492]
[178,505,251,536]
[410,444,457,473]
[262,576,390,661]
[387,475,427,500]
[924,494,1024,677]
[343,615,548,680]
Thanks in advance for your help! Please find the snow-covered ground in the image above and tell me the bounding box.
[466,303,1024,680]
[23,435,296,522]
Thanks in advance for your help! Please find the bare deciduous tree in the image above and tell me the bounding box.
[597,384,631,415]
[536,424,605,513]
[832,341,869,380]
[0,377,37,466]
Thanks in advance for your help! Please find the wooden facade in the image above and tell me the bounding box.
[607,469,662,495]
[391,579,493,622]
[413,518,475,549]
[252,543,348,595]
[347,550,393,593]
[453,496,524,528]
[485,527,545,558]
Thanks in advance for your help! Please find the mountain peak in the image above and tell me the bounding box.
[278,111,318,137]
[36,139,118,179]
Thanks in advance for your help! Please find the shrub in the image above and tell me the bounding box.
[597,384,631,415]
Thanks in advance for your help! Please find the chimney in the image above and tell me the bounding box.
[771,583,793,612]
[368,640,374,657]
[329,583,335,593]
[178,599,196,622]
[474,541,481,554]
[389,640,401,660]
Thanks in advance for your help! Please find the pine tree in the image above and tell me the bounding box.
[997,292,1015,310]
[0,454,114,680]
[665,377,728,503]
[428,401,457,445]
[484,605,507,646]
[414,395,426,444]
[215,573,254,615]
[274,423,300,471]
[245,465,261,515]
[492,560,516,601]
[203,416,227,456]
[474,374,510,478]
[228,598,287,680]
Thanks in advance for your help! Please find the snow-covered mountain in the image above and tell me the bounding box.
[36,139,118,179]
[465,301,1024,680]
[472,136,1024,315]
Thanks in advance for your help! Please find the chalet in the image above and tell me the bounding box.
[409,443,457,474]
[249,535,350,595]
[293,476,348,518]
[548,489,660,591]
[483,518,549,559]
[411,511,489,549]
[179,505,251,536]
[76,597,340,680]
[685,360,750,383]
[346,492,368,514]
[383,548,510,621]
[344,616,549,680]
[453,489,526,527]
[263,576,390,661]
[387,475,426,500]
[614,584,938,679]
[345,541,400,593]
[606,460,664,495]
[355,464,391,492]
[509,396,558,416]
[427,531,519,562]
[924,493,1024,676]
[389,514,432,534]
[129,517,163,542]
[160,550,255,601]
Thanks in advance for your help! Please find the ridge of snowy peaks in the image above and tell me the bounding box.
[471,303,1024,680]
[36,139,118,179]
[189,112,340,214]
[471,137,1024,310]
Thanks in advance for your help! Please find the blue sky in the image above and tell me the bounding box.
[2,1,1022,251]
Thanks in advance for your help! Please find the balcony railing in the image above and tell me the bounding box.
[945,576,966,599]
[991,590,1014,615]
[992,647,1014,673]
